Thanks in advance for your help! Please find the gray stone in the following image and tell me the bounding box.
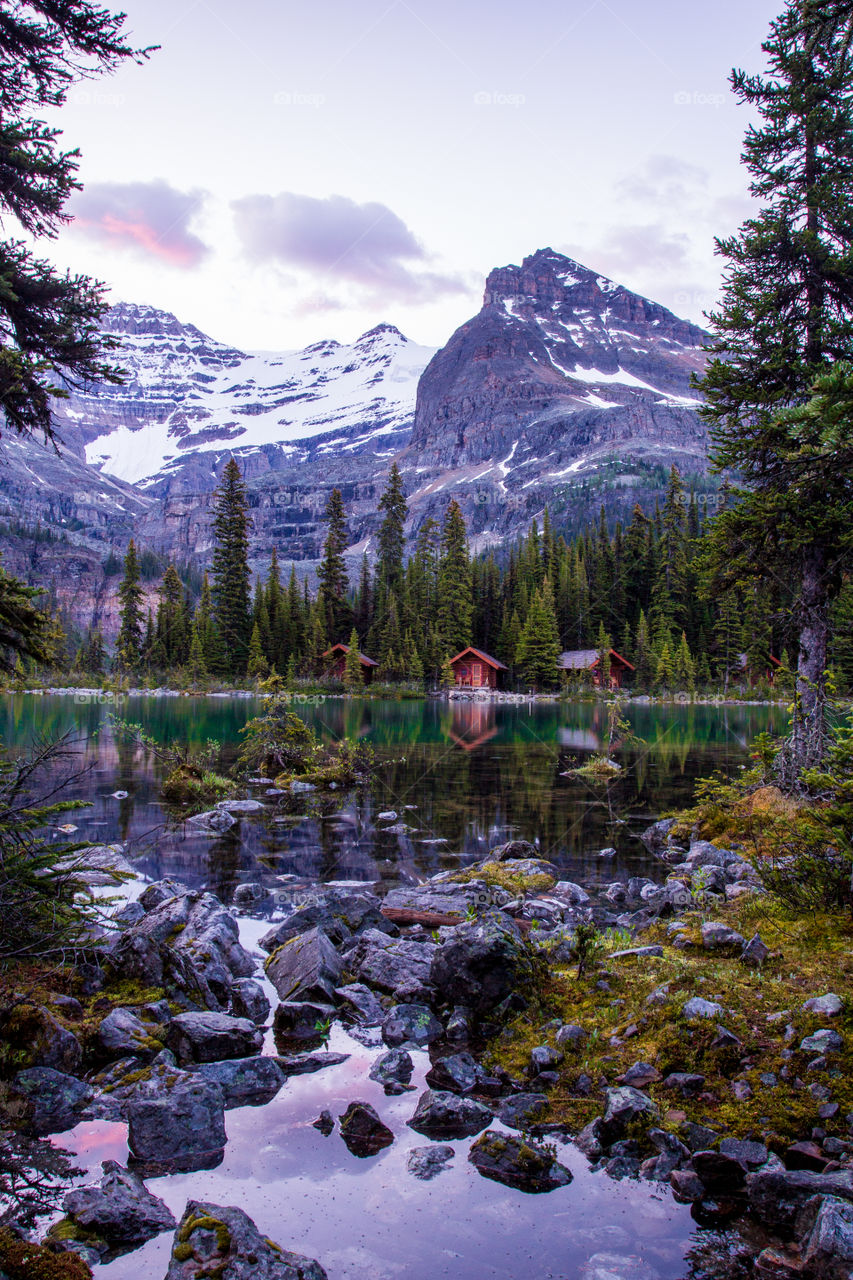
[7,1003,82,1074]
[599,1087,659,1145]
[192,1057,286,1107]
[382,1003,443,1048]
[741,933,770,967]
[575,1118,604,1159]
[688,840,741,867]
[692,1149,747,1193]
[312,1110,334,1135]
[218,799,264,814]
[62,1160,175,1249]
[347,933,435,996]
[662,1072,705,1098]
[617,1063,660,1089]
[639,819,676,853]
[803,993,843,1018]
[166,1011,262,1065]
[554,881,590,905]
[801,1028,843,1055]
[701,921,746,950]
[369,1048,414,1093]
[490,839,539,861]
[799,1194,853,1279]
[127,1061,226,1173]
[11,1067,94,1136]
[746,1167,853,1231]
[556,1023,587,1048]
[495,1092,549,1130]
[338,1101,394,1156]
[430,915,535,1016]
[273,1001,336,1043]
[98,1007,164,1060]
[425,1052,486,1095]
[469,1130,572,1193]
[682,996,724,1020]
[138,879,186,911]
[264,927,343,1004]
[230,978,270,1024]
[334,982,385,1025]
[276,1051,349,1077]
[407,1144,455,1180]
[260,892,390,951]
[407,1089,492,1139]
[164,1200,327,1279]
[719,1137,769,1169]
[531,1044,563,1073]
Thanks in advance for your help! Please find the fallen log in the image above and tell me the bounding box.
[380,905,532,933]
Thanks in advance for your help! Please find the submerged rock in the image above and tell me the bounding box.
[61,1160,175,1250]
[470,1130,572,1194]
[407,1144,455,1180]
[191,1057,286,1108]
[369,1048,414,1094]
[165,1200,327,1279]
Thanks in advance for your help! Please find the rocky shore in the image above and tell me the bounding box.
[1,813,850,1279]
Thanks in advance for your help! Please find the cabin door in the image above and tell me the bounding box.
[471,663,482,687]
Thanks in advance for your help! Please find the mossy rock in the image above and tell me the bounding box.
[0,1230,92,1280]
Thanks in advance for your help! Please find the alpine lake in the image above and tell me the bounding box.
[2,693,786,1280]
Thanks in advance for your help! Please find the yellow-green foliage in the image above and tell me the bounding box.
[0,1230,91,1280]
[162,764,234,811]
[451,862,556,897]
[484,896,853,1150]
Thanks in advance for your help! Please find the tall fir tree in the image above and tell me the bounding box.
[317,488,351,641]
[116,538,144,670]
[210,458,253,675]
[437,500,473,654]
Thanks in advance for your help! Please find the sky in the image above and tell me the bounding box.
[43,0,784,353]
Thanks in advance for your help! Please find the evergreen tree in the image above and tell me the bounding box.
[317,488,351,640]
[116,539,144,670]
[247,622,269,679]
[634,610,655,688]
[438,501,473,654]
[516,580,561,689]
[376,462,408,598]
[343,629,365,690]
[187,624,206,686]
[0,3,149,445]
[698,2,853,774]
[673,631,696,692]
[155,564,188,668]
[211,459,253,675]
[596,621,612,689]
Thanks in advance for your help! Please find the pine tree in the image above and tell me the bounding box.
[116,539,144,670]
[187,624,207,686]
[634,610,655,689]
[438,501,473,654]
[516,580,561,689]
[247,623,269,679]
[698,3,853,774]
[155,564,188,669]
[673,631,696,692]
[211,459,253,676]
[317,488,351,640]
[0,4,148,445]
[343,629,365,690]
[439,655,456,689]
[655,640,674,691]
[596,621,612,689]
[376,463,408,598]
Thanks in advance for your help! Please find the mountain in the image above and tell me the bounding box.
[0,251,714,638]
[400,248,711,547]
[52,303,435,494]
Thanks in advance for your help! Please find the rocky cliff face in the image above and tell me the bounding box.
[403,248,710,546]
[0,253,714,638]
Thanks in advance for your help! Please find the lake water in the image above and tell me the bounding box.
[3,694,783,1280]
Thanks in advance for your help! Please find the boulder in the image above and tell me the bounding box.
[192,1057,286,1108]
[495,1093,549,1130]
[662,1072,705,1098]
[231,882,272,910]
[553,881,590,905]
[334,983,385,1025]
[230,978,270,1024]
[165,1201,327,1279]
[382,1003,443,1048]
[106,890,255,1009]
[599,1087,659,1145]
[98,1007,165,1061]
[4,1003,82,1074]
[489,839,539,862]
[126,1061,226,1173]
[803,993,843,1018]
[692,1149,748,1193]
[639,819,676,853]
[218,799,264,814]
[264,928,342,1004]
[139,879,187,911]
[276,1052,349,1077]
[800,1028,843,1054]
[469,1130,572,1193]
[719,1138,768,1170]
[259,891,390,952]
[682,997,724,1021]
[746,1168,853,1232]
[10,1067,94,1136]
[701,922,746,951]
[407,1145,455,1180]
[369,1048,414,1094]
[430,916,536,1016]
[187,809,236,834]
[62,1160,175,1250]
[338,1101,394,1157]
[273,1001,336,1044]
[407,1089,492,1139]
[799,1194,853,1279]
[687,840,741,867]
[346,933,435,997]
[425,1052,487,1095]
[741,933,770,967]
[166,1011,263,1065]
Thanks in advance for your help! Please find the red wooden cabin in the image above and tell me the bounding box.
[558,648,635,689]
[322,643,379,684]
[448,647,507,690]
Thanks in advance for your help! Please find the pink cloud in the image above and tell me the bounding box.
[69,180,209,268]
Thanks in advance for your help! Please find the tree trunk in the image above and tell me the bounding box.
[779,542,831,783]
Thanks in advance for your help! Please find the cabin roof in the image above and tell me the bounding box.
[558,648,635,671]
[448,646,508,670]
[322,643,379,667]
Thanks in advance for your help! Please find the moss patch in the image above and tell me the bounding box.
[450,862,556,898]
[0,1229,92,1280]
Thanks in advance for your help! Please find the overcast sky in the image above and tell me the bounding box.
[46,0,782,352]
